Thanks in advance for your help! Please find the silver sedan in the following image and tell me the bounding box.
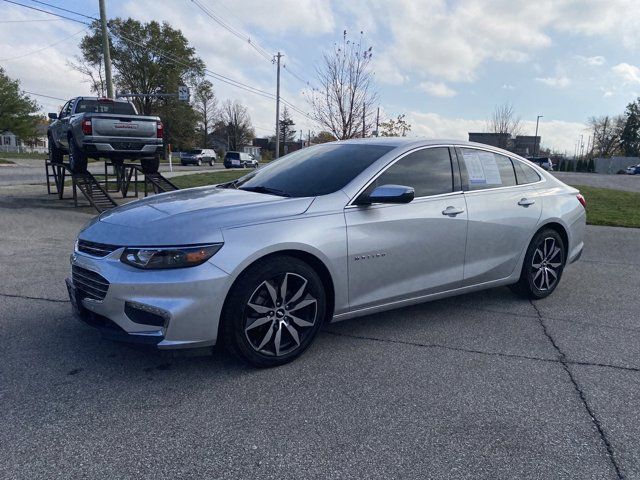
[67,139,586,367]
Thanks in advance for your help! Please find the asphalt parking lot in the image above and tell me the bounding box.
[1,182,640,479]
[553,171,640,193]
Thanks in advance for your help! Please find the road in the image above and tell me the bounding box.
[1,189,639,479]
[552,171,640,192]
[0,158,226,186]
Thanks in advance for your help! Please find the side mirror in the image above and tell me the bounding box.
[48,112,58,120]
[359,184,415,205]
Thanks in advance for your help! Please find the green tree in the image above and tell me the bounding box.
[311,131,337,144]
[0,67,40,139]
[620,98,640,156]
[192,79,218,148]
[278,107,296,147]
[379,114,412,137]
[74,18,205,152]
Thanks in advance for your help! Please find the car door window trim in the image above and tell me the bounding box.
[346,144,461,207]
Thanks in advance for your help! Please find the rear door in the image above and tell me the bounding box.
[457,147,542,285]
[345,146,467,311]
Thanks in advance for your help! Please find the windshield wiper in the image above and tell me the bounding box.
[239,186,291,197]
[218,180,239,189]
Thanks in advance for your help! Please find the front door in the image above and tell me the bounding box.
[345,146,468,312]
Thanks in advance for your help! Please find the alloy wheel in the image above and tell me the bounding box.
[531,237,563,291]
[244,272,318,356]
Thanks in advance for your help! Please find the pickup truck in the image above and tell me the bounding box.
[47,97,163,174]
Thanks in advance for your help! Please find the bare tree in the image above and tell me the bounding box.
[222,100,254,150]
[309,31,378,140]
[68,56,106,97]
[486,103,522,148]
[587,115,624,158]
[192,79,218,148]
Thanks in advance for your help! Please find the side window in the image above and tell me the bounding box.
[460,148,516,190]
[375,147,453,197]
[513,159,541,185]
[59,101,71,118]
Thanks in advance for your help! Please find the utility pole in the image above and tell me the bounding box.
[99,0,114,99]
[308,129,310,147]
[274,52,282,159]
[375,107,380,137]
[534,115,543,157]
[362,106,366,138]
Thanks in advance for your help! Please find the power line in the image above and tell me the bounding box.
[23,91,67,101]
[0,27,87,61]
[0,18,64,23]
[0,0,91,24]
[28,0,97,20]
[190,0,272,61]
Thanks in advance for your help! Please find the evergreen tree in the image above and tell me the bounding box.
[621,98,640,156]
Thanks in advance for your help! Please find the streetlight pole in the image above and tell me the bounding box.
[534,115,543,157]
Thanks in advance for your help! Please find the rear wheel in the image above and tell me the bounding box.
[68,136,87,173]
[48,136,63,164]
[141,155,160,174]
[197,159,202,166]
[221,256,326,367]
[510,228,566,299]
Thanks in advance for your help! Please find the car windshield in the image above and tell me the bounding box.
[189,150,203,154]
[75,100,136,115]
[231,144,395,197]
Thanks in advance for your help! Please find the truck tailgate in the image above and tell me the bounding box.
[90,115,157,138]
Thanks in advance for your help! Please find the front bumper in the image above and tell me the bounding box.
[67,249,232,349]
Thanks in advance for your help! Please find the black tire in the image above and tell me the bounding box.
[68,136,87,173]
[197,159,202,166]
[48,135,63,164]
[221,255,327,367]
[510,228,566,299]
[141,155,160,174]
[209,160,214,166]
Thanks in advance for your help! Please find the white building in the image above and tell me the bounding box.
[0,125,48,153]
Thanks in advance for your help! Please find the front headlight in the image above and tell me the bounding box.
[120,244,223,269]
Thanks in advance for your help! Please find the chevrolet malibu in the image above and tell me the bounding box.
[67,139,586,367]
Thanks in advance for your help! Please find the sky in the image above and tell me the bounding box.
[1,0,640,154]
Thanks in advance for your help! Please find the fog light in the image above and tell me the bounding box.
[124,301,169,327]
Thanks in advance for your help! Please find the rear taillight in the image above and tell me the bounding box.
[81,119,92,135]
[576,193,586,208]
[157,121,164,138]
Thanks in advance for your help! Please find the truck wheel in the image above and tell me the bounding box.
[68,136,88,173]
[197,159,202,166]
[48,136,63,164]
[141,155,160,174]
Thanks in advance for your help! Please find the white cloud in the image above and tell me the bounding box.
[418,81,457,98]
[535,75,571,88]
[406,111,586,154]
[612,63,640,84]
[575,55,606,66]
[502,84,516,90]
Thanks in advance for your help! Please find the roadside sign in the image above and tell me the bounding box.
[178,86,189,101]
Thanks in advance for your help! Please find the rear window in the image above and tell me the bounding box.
[235,144,394,197]
[75,100,136,115]
[189,150,203,154]
[226,152,240,160]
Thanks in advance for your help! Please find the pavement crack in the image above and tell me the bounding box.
[530,299,624,480]
[323,329,558,365]
[0,292,68,303]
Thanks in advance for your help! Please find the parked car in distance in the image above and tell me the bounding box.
[625,164,640,175]
[181,149,217,166]
[47,97,163,174]
[68,138,586,367]
[224,151,258,168]
[527,156,554,171]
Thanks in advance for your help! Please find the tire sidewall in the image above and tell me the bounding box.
[68,136,87,173]
[223,256,326,367]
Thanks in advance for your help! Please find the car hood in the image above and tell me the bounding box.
[80,186,314,246]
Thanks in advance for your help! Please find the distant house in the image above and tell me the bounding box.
[0,124,48,153]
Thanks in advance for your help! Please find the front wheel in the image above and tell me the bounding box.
[48,136,63,164]
[510,229,566,299]
[141,155,160,174]
[221,256,326,367]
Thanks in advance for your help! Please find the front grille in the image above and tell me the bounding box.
[72,265,109,301]
[77,240,119,257]
[110,142,143,151]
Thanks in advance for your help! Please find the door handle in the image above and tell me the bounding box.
[442,206,465,217]
[518,198,536,207]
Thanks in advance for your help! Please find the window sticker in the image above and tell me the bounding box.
[462,150,486,184]
[478,151,502,185]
